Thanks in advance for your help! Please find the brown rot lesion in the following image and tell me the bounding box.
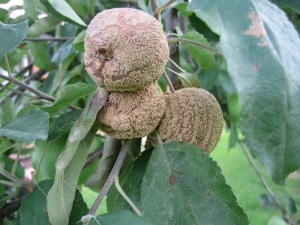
[97,47,114,61]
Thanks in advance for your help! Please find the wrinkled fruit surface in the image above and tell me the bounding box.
[85,8,169,92]
[148,88,224,153]
[97,84,166,139]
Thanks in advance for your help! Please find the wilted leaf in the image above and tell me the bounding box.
[0,21,29,59]
[40,0,86,27]
[89,210,152,225]
[0,96,15,125]
[48,110,82,141]
[180,31,215,69]
[40,83,96,114]
[0,108,48,143]
[141,141,249,225]
[188,0,300,184]
[47,89,108,225]
[176,71,201,88]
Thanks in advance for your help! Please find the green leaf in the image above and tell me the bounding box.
[27,15,60,37]
[0,8,8,23]
[34,133,68,179]
[0,49,22,69]
[89,210,152,225]
[0,140,16,154]
[269,0,300,14]
[47,89,108,225]
[173,2,193,17]
[0,96,15,126]
[0,0,9,3]
[128,149,153,212]
[180,31,215,69]
[16,105,37,118]
[68,189,89,225]
[48,110,82,141]
[78,136,104,185]
[52,39,76,63]
[196,66,219,91]
[3,218,19,225]
[0,108,49,143]
[0,193,11,209]
[141,141,249,225]
[176,71,201,88]
[267,216,288,225]
[188,0,300,184]
[40,0,86,27]
[85,137,122,190]
[73,30,86,52]
[20,180,52,225]
[20,179,88,225]
[0,21,29,59]
[27,42,55,70]
[23,0,40,20]
[40,83,96,114]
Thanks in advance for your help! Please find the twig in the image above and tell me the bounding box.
[0,167,32,187]
[166,8,183,90]
[163,70,175,93]
[0,84,38,100]
[86,139,132,218]
[0,180,24,187]
[239,140,293,224]
[84,146,104,168]
[154,0,177,19]
[1,58,56,102]
[0,64,32,94]
[150,0,160,20]
[0,72,81,111]
[168,37,222,55]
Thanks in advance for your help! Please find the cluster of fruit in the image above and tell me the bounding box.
[84,8,223,153]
